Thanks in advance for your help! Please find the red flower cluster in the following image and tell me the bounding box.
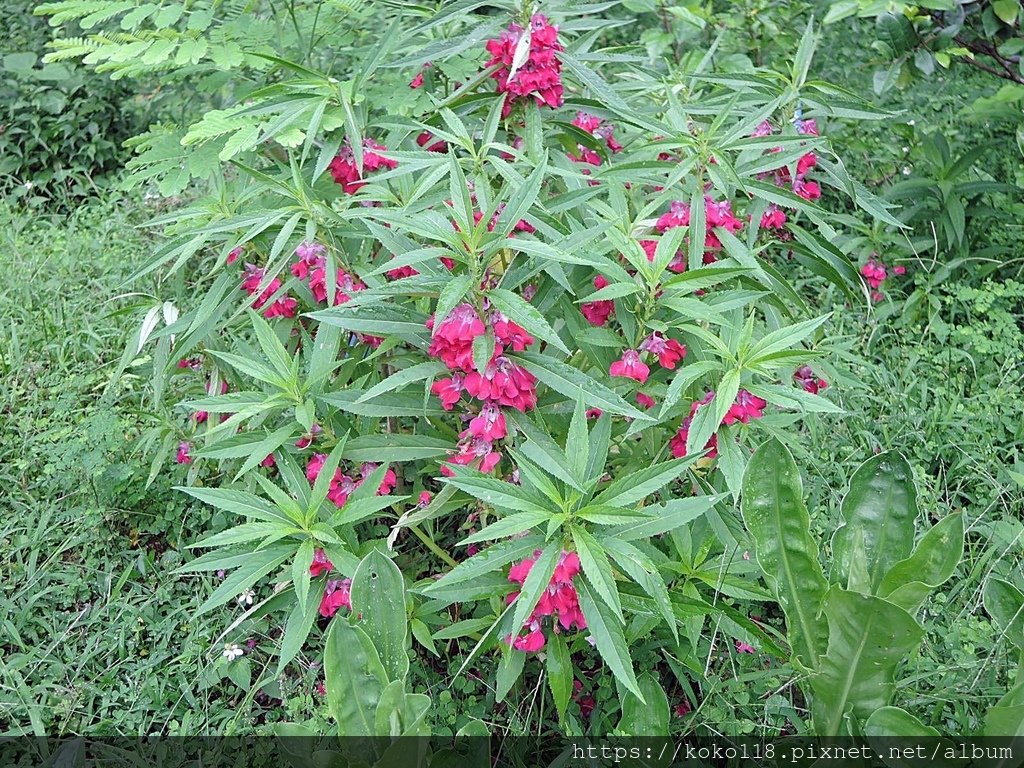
[794,365,828,394]
[640,332,687,370]
[241,263,297,319]
[291,240,369,309]
[722,389,767,425]
[485,14,564,116]
[655,196,744,261]
[328,139,397,194]
[755,119,821,205]
[176,441,192,464]
[309,548,355,617]
[505,550,586,652]
[568,111,623,165]
[427,303,538,476]
[860,256,887,302]
[305,454,397,508]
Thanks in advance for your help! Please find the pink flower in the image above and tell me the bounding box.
[640,333,687,370]
[585,408,603,419]
[581,275,615,326]
[735,640,756,654]
[793,178,821,201]
[656,200,690,232]
[260,453,276,468]
[568,112,623,165]
[417,491,432,507]
[512,628,547,652]
[319,578,352,618]
[760,205,787,230]
[751,120,774,138]
[493,316,535,352]
[441,437,502,476]
[468,402,508,441]
[328,139,397,194]
[636,392,656,409]
[427,304,486,371]
[794,365,828,394]
[177,357,202,370]
[609,349,650,384]
[861,257,887,289]
[463,355,537,411]
[291,241,326,279]
[722,389,767,425]
[795,118,818,136]
[310,548,334,577]
[295,423,322,449]
[226,246,243,264]
[410,64,431,89]
[505,550,586,652]
[431,374,465,411]
[176,442,192,465]
[386,264,419,280]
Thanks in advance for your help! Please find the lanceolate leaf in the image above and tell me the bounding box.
[576,579,644,701]
[515,351,650,421]
[741,439,829,671]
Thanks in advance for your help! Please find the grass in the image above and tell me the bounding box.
[0,199,261,736]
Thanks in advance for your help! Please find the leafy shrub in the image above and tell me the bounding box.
[42,0,925,736]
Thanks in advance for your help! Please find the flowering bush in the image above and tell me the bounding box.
[44,0,908,734]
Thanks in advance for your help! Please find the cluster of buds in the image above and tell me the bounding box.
[329,139,398,195]
[485,14,564,116]
[505,551,586,652]
[427,303,538,475]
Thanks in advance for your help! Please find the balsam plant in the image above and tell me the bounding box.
[741,438,966,736]
[40,0,907,729]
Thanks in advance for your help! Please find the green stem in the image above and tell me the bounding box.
[410,524,459,569]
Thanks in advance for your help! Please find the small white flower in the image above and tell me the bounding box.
[223,643,244,661]
[24,181,33,190]
[237,588,255,606]
[908,119,915,126]
[902,166,912,176]
[902,146,909,153]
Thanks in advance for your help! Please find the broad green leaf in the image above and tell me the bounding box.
[810,588,924,736]
[591,456,696,509]
[831,451,918,592]
[878,512,964,611]
[617,674,670,736]
[984,579,1024,652]
[546,632,573,721]
[324,619,389,736]
[351,550,410,682]
[741,439,828,671]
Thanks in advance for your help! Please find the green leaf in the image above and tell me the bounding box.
[591,456,696,509]
[508,411,584,491]
[576,579,644,701]
[741,439,829,671]
[424,536,544,593]
[602,497,718,541]
[355,361,448,403]
[831,451,918,593]
[572,526,622,621]
[515,351,649,421]
[277,580,325,675]
[545,633,573,721]
[176,486,292,525]
[461,510,551,545]
[324,618,389,736]
[344,434,451,462]
[432,275,474,337]
[495,646,526,703]
[685,368,739,456]
[810,588,924,736]
[443,466,556,514]
[878,512,964,611]
[864,706,941,738]
[351,550,410,683]
[488,288,569,354]
[984,578,1024,652]
[617,674,670,736]
[197,546,293,615]
[292,539,314,610]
